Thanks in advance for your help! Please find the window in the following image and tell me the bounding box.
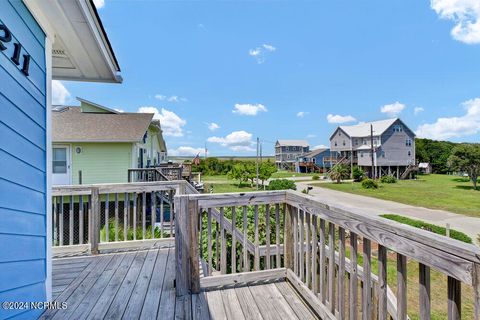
[343,140,346,146]
[355,139,358,145]
[334,142,337,146]
[408,151,411,156]
[339,131,341,136]
[381,151,386,158]
[360,152,363,158]
[393,125,403,132]
[53,148,67,173]
[406,138,412,146]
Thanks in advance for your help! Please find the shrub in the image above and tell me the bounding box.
[312,174,320,181]
[361,178,378,189]
[352,166,365,182]
[267,179,297,191]
[301,188,308,194]
[381,214,472,244]
[380,175,397,183]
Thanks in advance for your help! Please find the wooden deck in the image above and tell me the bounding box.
[42,248,318,319]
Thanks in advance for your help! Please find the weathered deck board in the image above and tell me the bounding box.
[45,248,319,320]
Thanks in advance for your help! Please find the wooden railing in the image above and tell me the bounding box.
[51,181,185,255]
[128,166,183,182]
[175,190,480,320]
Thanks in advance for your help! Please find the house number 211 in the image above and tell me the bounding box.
[0,23,31,76]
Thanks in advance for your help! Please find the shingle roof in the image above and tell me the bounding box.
[339,118,398,137]
[304,148,328,157]
[277,140,309,147]
[52,107,153,142]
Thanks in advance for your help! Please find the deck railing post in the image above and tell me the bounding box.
[89,187,100,255]
[473,263,480,320]
[175,195,200,297]
[284,204,294,270]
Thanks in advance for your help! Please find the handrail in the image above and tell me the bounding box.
[175,189,480,320]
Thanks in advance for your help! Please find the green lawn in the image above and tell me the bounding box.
[271,171,318,178]
[313,174,480,218]
[203,182,258,193]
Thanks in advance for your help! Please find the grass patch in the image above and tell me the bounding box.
[381,214,472,243]
[203,182,257,193]
[313,174,480,218]
[271,171,317,178]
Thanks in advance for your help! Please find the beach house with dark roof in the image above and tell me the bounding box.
[52,98,167,185]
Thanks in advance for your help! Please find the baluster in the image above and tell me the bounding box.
[151,192,155,239]
[275,204,281,268]
[215,221,219,271]
[69,195,74,245]
[59,196,64,246]
[265,204,271,270]
[133,193,137,241]
[299,210,305,282]
[293,207,298,276]
[79,195,84,245]
[312,215,318,295]
[305,211,311,288]
[328,222,336,313]
[319,219,326,303]
[254,205,260,271]
[220,207,226,274]
[419,263,430,320]
[142,191,146,240]
[53,197,57,246]
[169,191,174,237]
[362,238,372,320]
[448,276,461,320]
[397,253,407,320]
[160,191,164,238]
[338,227,346,319]
[105,193,109,243]
[123,192,128,241]
[207,208,212,275]
[243,205,249,272]
[349,232,358,320]
[114,193,119,242]
[378,245,388,320]
[231,207,237,274]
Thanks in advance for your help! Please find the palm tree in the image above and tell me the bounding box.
[329,164,349,184]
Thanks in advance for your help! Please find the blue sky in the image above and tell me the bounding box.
[54,0,480,156]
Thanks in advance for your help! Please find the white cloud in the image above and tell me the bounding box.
[205,122,220,131]
[431,0,480,44]
[307,134,317,138]
[326,114,356,124]
[249,44,276,63]
[52,80,71,105]
[137,106,186,137]
[313,144,328,149]
[416,98,480,139]
[380,102,406,117]
[297,111,309,118]
[169,146,204,156]
[93,0,105,8]
[414,107,425,115]
[114,108,124,113]
[207,130,255,152]
[233,103,267,116]
[155,94,187,102]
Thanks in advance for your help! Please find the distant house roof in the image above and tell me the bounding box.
[52,107,153,143]
[303,148,328,158]
[336,118,399,138]
[276,140,309,147]
[418,162,431,168]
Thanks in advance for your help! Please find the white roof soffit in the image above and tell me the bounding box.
[26,0,122,83]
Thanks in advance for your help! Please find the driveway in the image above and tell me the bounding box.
[295,180,480,242]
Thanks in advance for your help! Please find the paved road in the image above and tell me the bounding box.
[295,180,480,242]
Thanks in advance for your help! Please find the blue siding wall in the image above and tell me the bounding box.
[0,1,47,319]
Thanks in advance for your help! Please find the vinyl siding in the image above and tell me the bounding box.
[71,143,133,184]
[0,1,47,319]
[135,127,164,167]
[330,128,351,152]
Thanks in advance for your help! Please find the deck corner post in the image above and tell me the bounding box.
[473,263,480,320]
[89,187,100,255]
[175,196,200,297]
[284,204,294,270]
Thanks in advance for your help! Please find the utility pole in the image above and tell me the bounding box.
[256,137,259,190]
[204,142,208,161]
[370,124,375,179]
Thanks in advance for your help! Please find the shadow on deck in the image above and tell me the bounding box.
[42,247,318,320]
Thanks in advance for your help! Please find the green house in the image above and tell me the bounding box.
[52,98,167,185]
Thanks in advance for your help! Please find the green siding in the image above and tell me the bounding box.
[71,143,133,184]
[80,101,111,113]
